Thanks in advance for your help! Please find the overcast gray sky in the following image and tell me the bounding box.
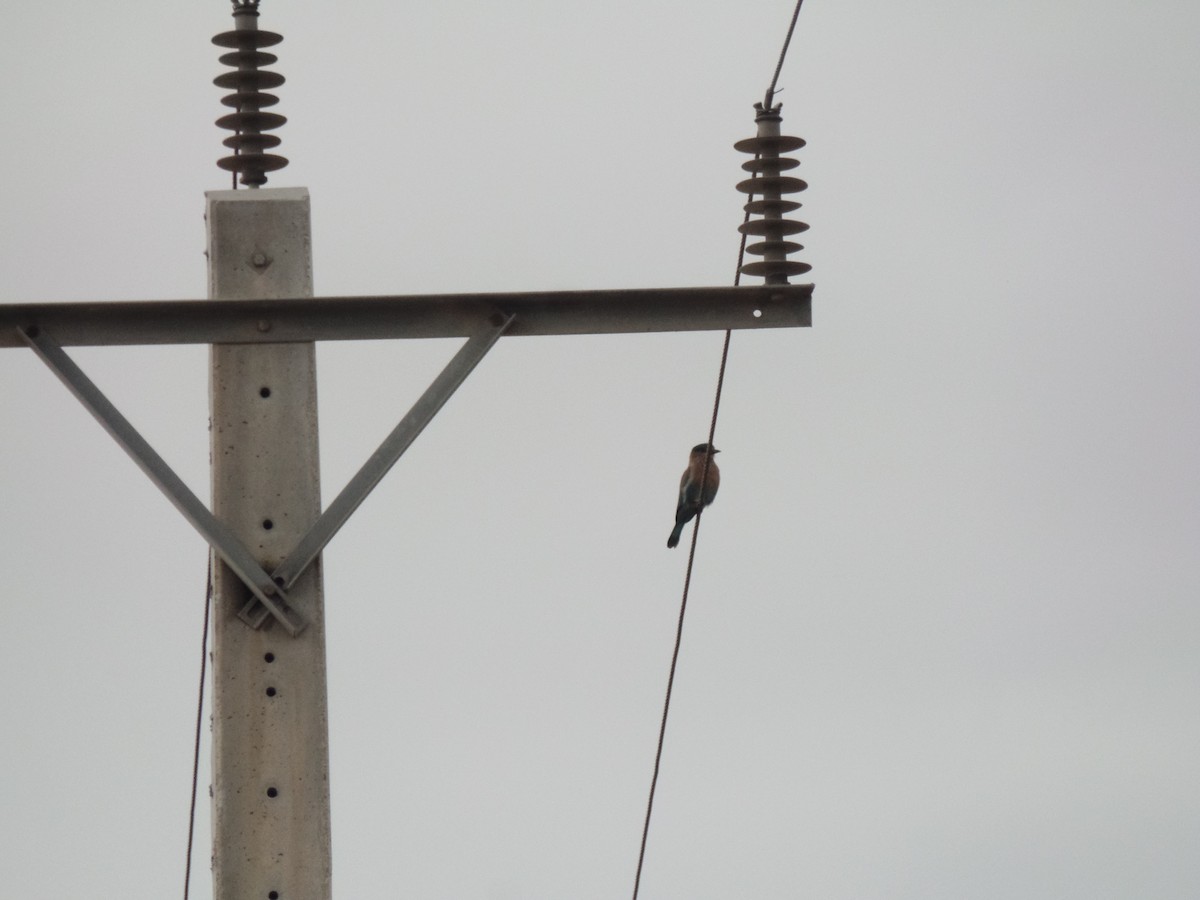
[2,1,1198,898]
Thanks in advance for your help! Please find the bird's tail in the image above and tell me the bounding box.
[667,521,685,549]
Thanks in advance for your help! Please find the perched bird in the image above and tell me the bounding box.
[667,443,721,548]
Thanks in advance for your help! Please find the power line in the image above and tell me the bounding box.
[631,1,806,895]
[183,557,213,900]
[766,0,806,110]
[631,328,732,900]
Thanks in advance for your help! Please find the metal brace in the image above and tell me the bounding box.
[18,324,307,636]
[16,313,513,635]
[238,311,515,625]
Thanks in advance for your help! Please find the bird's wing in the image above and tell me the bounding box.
[678,478,701,509]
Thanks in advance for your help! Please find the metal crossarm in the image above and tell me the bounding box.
[7,284,812,638]
[0,285,811,349]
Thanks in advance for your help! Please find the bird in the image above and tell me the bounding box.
[667,443,721,548]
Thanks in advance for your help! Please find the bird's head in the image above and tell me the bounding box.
[691,443,720,455]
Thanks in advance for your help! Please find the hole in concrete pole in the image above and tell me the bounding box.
[267,787,278,798]
[269,892,279,899]
[262,519,274,530]
[266,687,277,697]
[260,386,272,398]
[264,652,275,663]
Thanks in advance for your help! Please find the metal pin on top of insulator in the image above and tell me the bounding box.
[735,102,810,284]
[213,0,288,188]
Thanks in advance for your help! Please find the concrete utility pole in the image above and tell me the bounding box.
[208,187,332,900]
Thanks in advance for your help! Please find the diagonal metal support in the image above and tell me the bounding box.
[237,313,517,626]
[17,324,307,636]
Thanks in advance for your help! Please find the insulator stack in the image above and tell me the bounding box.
[735,103,810,284]
[213,1,288,188]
